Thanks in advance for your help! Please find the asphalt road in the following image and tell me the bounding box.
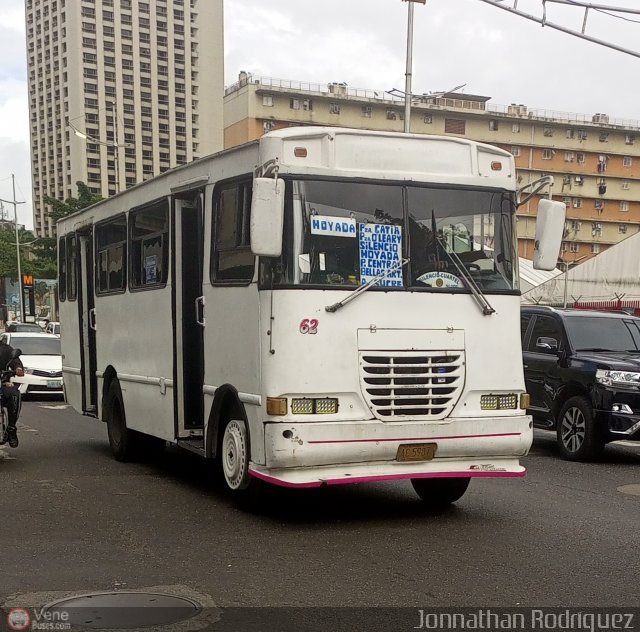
[1,401,639,617]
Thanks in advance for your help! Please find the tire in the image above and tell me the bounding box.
[104,380,139,462]
[411,477,470,507]
[220,418,253,491]
[218,417,264,503]
[556,395,605,461]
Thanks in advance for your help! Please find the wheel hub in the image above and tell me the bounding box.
[562,407,585,451]
[222,420,247,490]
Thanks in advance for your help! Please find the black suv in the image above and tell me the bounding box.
[521,306,640,461]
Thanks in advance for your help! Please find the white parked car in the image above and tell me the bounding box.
[0,332,63,396]
[45,321,60,336]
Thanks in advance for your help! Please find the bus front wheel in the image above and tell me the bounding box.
[220,418,254,492]
[410,477,470,507]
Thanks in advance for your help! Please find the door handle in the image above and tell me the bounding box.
[89,308,97,331]
[523,364,528,369]
[195,296,205,327]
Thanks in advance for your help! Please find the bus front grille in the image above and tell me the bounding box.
[359,351,464,421]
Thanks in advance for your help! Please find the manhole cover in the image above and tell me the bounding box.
[618,484,640,497]
[43,592,201,629]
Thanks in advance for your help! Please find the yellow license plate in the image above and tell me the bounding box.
[396,443,437,462]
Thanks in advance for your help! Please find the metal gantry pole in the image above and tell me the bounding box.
[477,0,640,60]
[404,1,415,133]
[112,101,119,194]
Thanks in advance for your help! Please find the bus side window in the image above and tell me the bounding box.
[95,215,127,295]
[66,233,77,301]
[129,200,169,290]
[211,179,255,284]
[58,237,67,302]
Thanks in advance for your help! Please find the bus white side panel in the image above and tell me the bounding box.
[60,298,83,411]
[201,283,264,463]
[95,287,175,440]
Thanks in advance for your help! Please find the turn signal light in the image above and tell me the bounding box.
[266,397,287,416]
[520,393,531,410]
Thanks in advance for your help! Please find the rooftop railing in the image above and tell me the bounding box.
[225,75,640,130]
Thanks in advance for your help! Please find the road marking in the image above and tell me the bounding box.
[618,484,640,497]
[39,404,69,410]
[0,447,16,460]
[16,423,37,433]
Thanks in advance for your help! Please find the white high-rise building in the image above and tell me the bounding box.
[26,0,224,237]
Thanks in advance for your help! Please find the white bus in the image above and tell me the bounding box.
[58,127,564,506]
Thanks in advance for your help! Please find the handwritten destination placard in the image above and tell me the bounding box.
[359,223,403,287]
[310,215,357,237]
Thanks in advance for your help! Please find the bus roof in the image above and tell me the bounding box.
[57,127,515,231]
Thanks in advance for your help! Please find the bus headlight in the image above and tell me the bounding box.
[291,398,339,415]
[313,398,339,414]
[480,393,518,410]
[290,398,314,414]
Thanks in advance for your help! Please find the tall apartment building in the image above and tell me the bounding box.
[223,75,640,263]
[26,0,224,237]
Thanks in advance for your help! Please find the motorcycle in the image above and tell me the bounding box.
[0,349,23,447]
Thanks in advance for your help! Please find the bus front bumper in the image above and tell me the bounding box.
[252,415,532,487]
[249,458,525,488]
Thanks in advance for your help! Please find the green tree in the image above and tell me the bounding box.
[44,181,103,223]
[0,226,40,281]
[22,181,104,280]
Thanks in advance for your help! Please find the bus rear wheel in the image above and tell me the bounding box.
[411,477,470,507]
[105,380,138,462]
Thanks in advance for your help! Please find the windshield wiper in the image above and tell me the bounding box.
[325,258,409,313]
[435,236,495,316]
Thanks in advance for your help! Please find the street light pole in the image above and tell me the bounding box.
[0,175,27,322]
[70,102,122,196]
[11,175,24,323]
[403,0,426,133]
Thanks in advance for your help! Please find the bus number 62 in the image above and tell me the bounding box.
[299,319,318,335]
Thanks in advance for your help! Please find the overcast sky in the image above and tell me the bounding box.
[1,0,638,229]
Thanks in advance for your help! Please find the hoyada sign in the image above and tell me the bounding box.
[7,607,70,631]
[310,215,357,237]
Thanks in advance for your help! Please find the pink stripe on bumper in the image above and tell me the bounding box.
[307,432,522,445]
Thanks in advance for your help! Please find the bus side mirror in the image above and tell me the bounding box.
[250,177,285,257]
[533,199,566,271]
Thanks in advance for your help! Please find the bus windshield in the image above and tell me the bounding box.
[271,179,519,292]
